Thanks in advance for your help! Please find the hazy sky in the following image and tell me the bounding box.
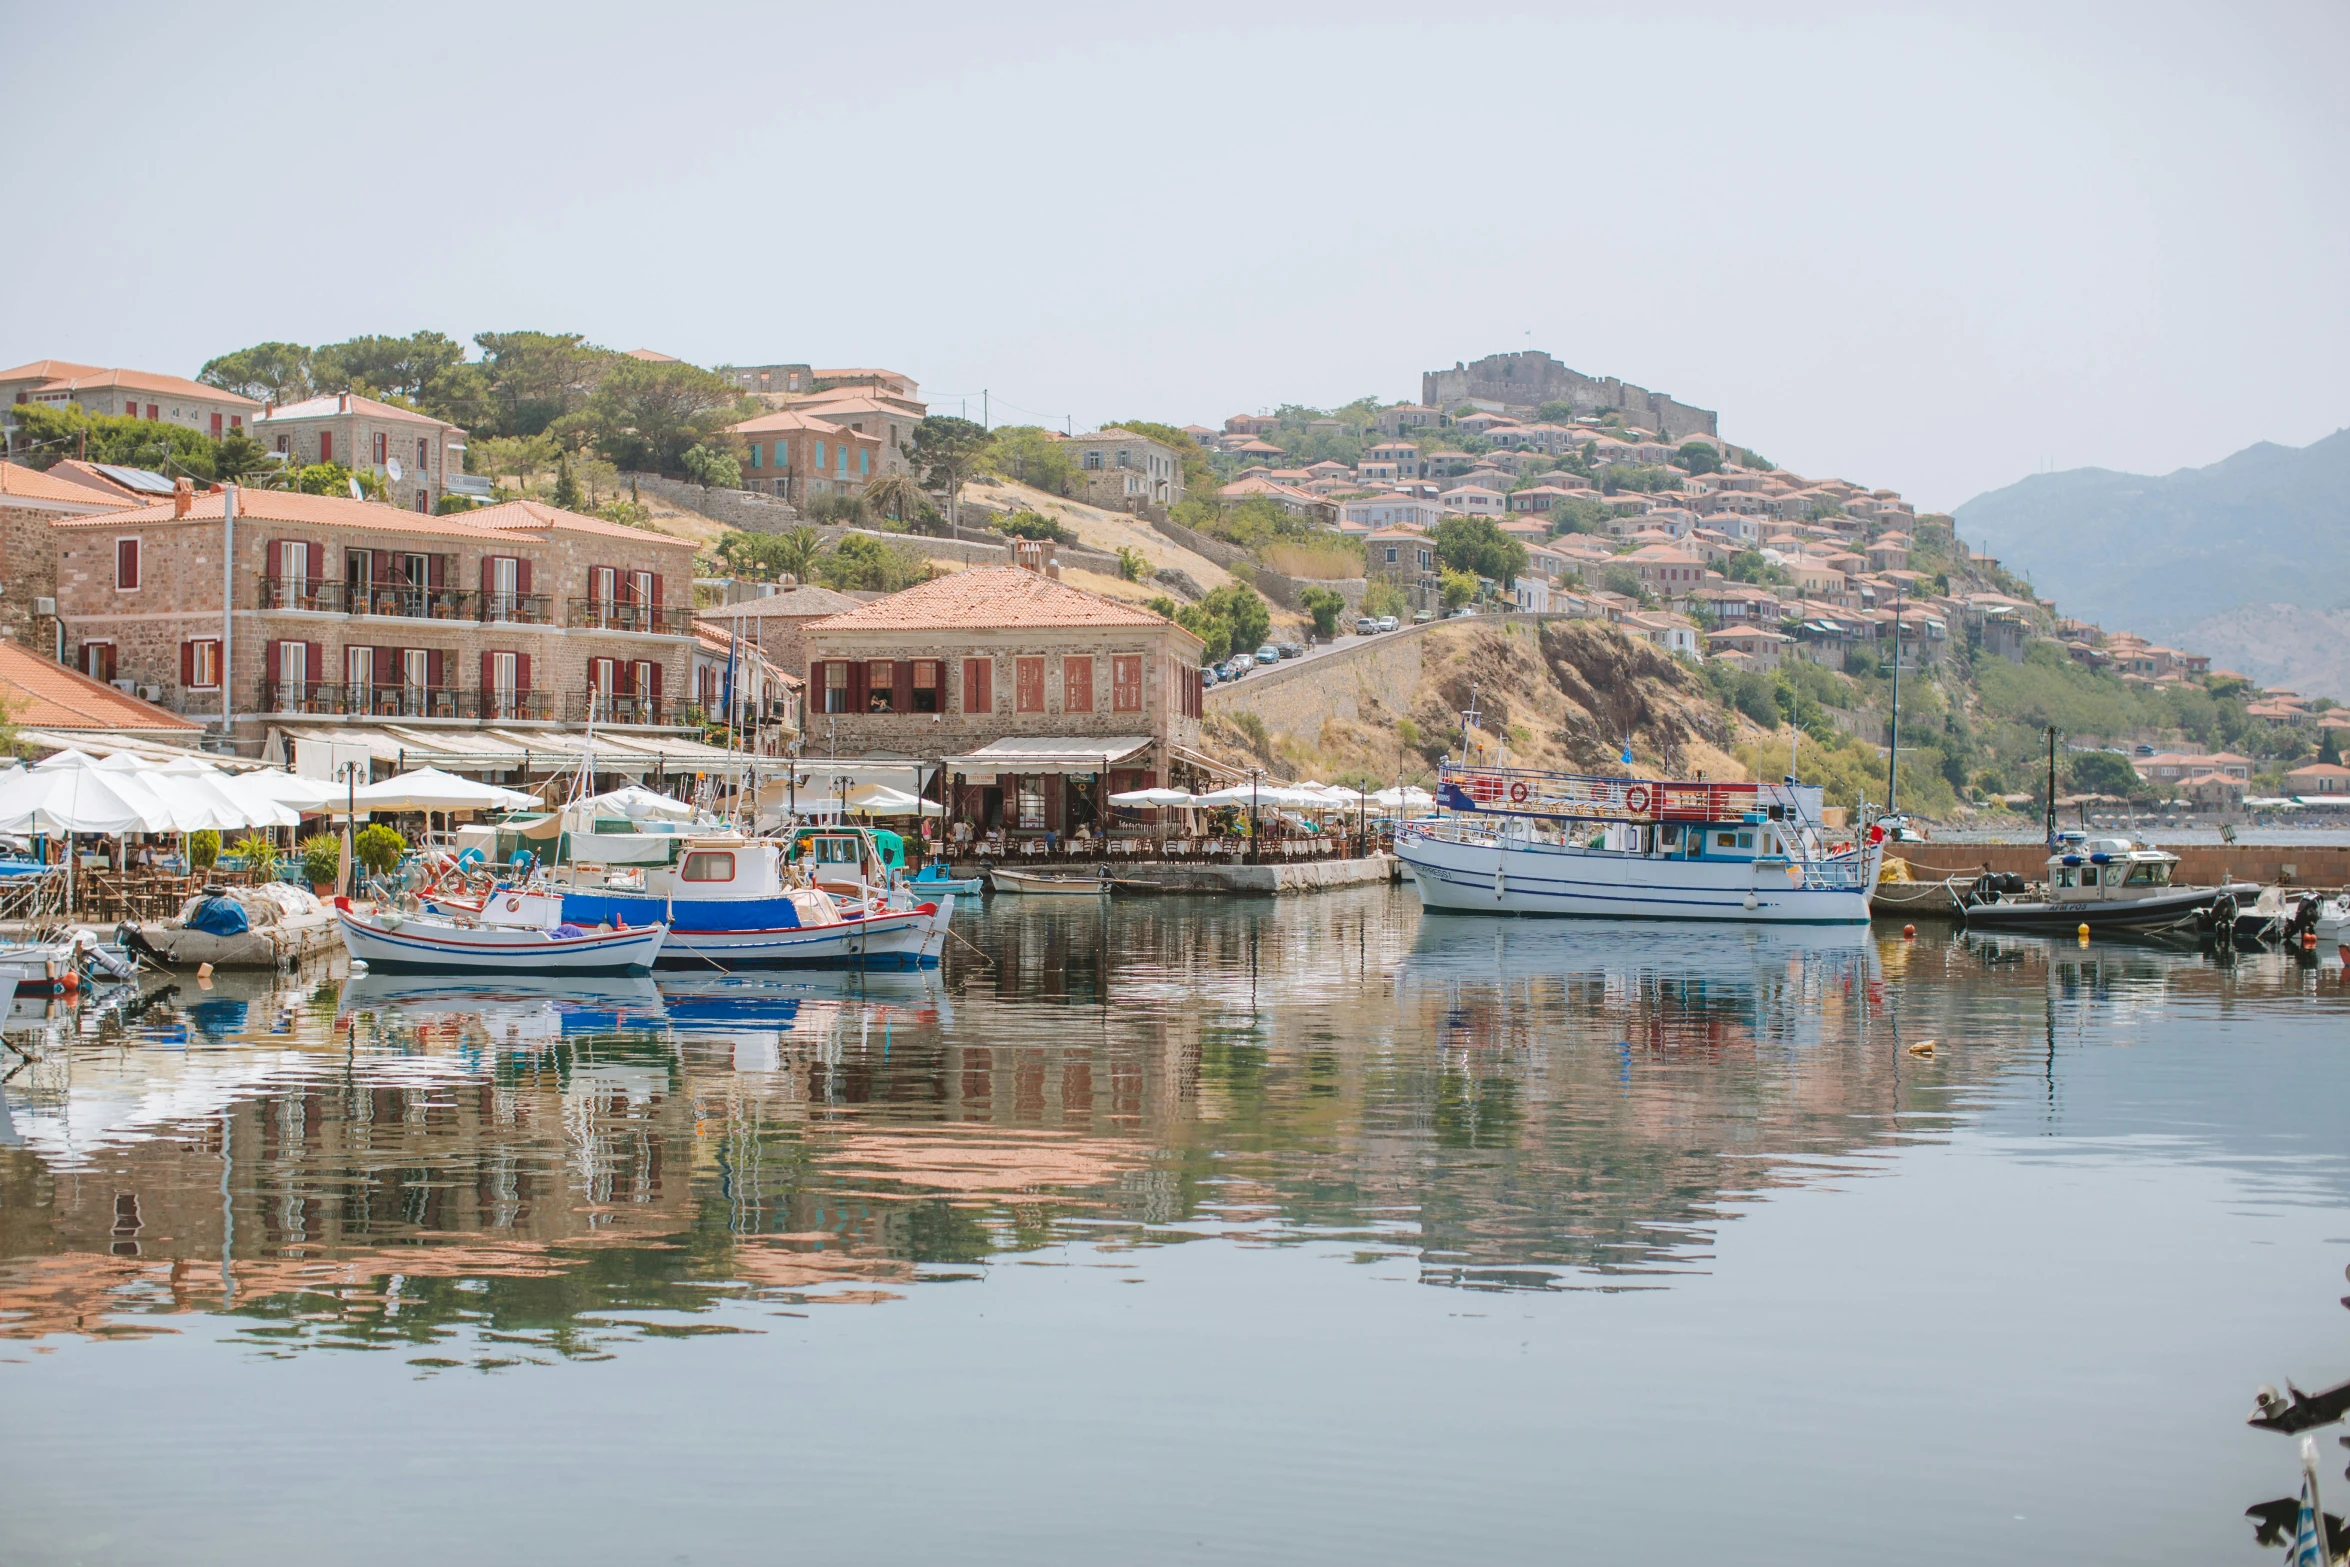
[6,2,2344,510]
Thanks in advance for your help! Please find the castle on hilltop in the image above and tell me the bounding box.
[1422,351,1717,441]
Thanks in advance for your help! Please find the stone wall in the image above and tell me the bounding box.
[623,471,801,532]
[0,502,63,656]
[1421,351,1718,440]
[1205,618,1459,737]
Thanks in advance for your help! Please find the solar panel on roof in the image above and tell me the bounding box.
[89,463,175,494]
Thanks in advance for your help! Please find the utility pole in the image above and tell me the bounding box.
[982,389,989,431]
[222,484,237,743]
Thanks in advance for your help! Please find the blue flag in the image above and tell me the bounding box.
[2291,1460,2332,1567]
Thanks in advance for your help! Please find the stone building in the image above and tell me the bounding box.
[1,359,260,438]
[52,487,701,753]
[1421,350,1717,439]
[0,459,126,658]
[250,393,464,514]
[694,584,864,701]
[800,562,1207,838]
[1064,429,1185,515]
[730,409,881,505]
[781,387,926,478]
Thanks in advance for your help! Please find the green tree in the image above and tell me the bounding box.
[804,493,870,527]
[998,510,1073,544]
[1673,440,1724,475]
[1724,549,1791,586]
[1534,400,1580,425]
[983,425,1079,496]
[311,330,466,402]
[1362,581,1408,620]
[1439,566,1478,611]
[213,429,273,484]
[552,454,583,509]
[864,471,934,531]
[908,416,990,527]
[188,829,221,874]
[679,443,741,489]
[2321,727,2343,767]
[2068,750,2142,797]
[817,534,934,592]
[1196,583,1271,656]
[1298,585,1346,638]
[774,526,824,583]
[472,433,558,494]
[583,357,747,475]
[1177,604,1233,661]
[472,331,612,437]
[4,403,218,479]
[355,823,407,877]
[1432,516,1528,584]
[281,460,383,500]
[1115,545,1149,583]
[198,341,315,402]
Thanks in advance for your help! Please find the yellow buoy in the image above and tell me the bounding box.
[2076,923,2091,941]
[1906,1039,1937,1058]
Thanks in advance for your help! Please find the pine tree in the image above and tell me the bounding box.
[552,454,582,510]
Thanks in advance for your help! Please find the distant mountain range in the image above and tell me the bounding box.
[1952,429,2350,698]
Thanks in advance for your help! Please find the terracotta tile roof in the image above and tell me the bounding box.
[464,498,694,548]
[0,359,104,384]
[33,368,259,407]
[730,409,855,436]
[252,392,454,427]
[0,461,129,511]
[0,639,201,733]
[50,488,684,549]
[697,586,865,620]
[803,566,1179,635]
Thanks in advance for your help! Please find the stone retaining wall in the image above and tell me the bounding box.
[622,472,801,531]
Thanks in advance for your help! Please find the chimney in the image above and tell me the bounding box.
[1045,550,1061,581]
[339,392,349,413]
[172,476,193,519]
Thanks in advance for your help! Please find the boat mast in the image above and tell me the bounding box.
[2044,725,2058,852]
[1886,583,1902,815]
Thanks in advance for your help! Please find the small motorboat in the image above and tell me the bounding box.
[0,938,81,996]
[1961,835,2241,933]
[337,906,667,975]
[909,861,985,896]
[988,866,1111,896]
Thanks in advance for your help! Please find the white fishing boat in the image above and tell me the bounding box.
[1397,764,1884,924]
[336,907,667,975]
[541,826,953,970]
[988,866,1110,896]
[1960,835,2243,933]
[0,938,81,996]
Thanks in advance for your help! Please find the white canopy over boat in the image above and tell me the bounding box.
[350,767,536,813]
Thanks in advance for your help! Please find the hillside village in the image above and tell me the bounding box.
[1,337,2344,823]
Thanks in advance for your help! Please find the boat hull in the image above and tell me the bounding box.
[1397,830,1877,924]
[989,869,1109,896]
[1961,885,2231,932]
[337,912,668,975]
[552,890,953,969]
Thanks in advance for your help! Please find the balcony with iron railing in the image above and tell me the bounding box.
[257,578,557,627]
[352,583,476,622]
[255,682,554,721]
[566,691,699,726]
[258,577,346,613]
[564,601,695,636]
[479,590,555,626]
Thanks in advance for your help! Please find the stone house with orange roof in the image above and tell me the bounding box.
[0,460,128,656]
[799,560,1207,837]
[730,408,882,505]
[0,635,202,752]
[2,360,260,439]
[251,393,462,513]
[53,486,699,751]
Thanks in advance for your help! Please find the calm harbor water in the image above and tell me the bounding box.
[1,887,2344,1566]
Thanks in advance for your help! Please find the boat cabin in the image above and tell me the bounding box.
[2044,835,2177,903]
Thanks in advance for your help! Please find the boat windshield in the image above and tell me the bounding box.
[2124,861,2172,887]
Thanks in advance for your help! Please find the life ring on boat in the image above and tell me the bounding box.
[505,896,521,912]
[1623,784,1651,814]
[1508,781,1530,804]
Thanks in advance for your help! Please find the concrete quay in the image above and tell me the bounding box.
[964,855,1400,896]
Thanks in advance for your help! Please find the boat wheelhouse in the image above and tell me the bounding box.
[1396,763,1882,924]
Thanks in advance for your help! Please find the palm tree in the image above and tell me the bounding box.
[776,527,824,585]
[864,471,932,532]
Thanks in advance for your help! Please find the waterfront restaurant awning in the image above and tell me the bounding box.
[270,725,767,780]
[941,737,1154,778]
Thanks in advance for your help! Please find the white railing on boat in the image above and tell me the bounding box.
[1398,819,1872,891]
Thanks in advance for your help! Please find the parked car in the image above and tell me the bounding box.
[1376,615,1400,633]
[1255,644,1281,665]
[1277,642,1304,659]
[1412,610,1435,624]
[1200,666,1220,689]
[1222,658,1249,680]
[1354,617,1379,635]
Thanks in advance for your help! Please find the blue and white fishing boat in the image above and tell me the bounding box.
[1397,763,1884,924]
[550,826,954,969]
[336,906,668,974]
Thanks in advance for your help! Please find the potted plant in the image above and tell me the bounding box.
[299,833,343,895]
[231,831,280,884]
[188,828,220,877]
[354,823,407,883]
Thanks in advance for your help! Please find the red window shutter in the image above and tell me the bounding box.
[849,661,868,710]
[480,557,493,593]
[374,432,387,466]
[481,649,494,692]
[306,642,323,683]
[210,413,222,437]
[650,573,663,607]
[428,553,445,587]
[267,539,284,578]
[263,639,281,683]
[894,660,912,711]
[145,404,158,422]
[648,663,662,700]
[516,652,531,691]
[319,431,332,463]
[181,641,195,686]
[427,650,445,689]
[516,558,532,595]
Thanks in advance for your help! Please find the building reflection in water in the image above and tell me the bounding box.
[0,889,2334,1358]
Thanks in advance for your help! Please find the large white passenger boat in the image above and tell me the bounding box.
[1397,764,1884,924]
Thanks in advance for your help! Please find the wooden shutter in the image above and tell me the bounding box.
[480,557,494,593]
[647,663,663,700]
[305,642,323,686]
[267,539,285,578]
[515,652,531,692]
[263,639,282,688]
[650,573,663,607]
[894,660,912,712]
[963,657,991,713]
[849,660,869,711]
[480,649,494,693]
[429,554,446,587]
[181,641,195,686]
[516,558,532,595]
[426,649,445,690]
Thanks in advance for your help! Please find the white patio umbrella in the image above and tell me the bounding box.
[239,771,345,810]
[31,748,101,772]
[1372,785,1436,810]
[1107,787,1197,807]
[349,767,536,812]
[577,785,696,822]
[844,783,942,817]
[0,763,175,833]
[1189,783,1265,807]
